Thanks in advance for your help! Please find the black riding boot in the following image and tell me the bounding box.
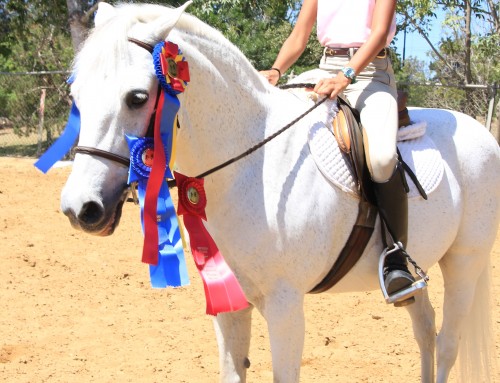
[373,162,416,307]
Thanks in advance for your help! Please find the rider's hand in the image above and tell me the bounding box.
[260,69,280,86]
[314,71,352,99]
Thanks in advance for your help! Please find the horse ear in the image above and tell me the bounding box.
[95,2,117,27]
[151,1,193,41]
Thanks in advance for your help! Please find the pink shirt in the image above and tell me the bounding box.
[316,0,396,48]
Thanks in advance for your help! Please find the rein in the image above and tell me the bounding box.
[70,38,382,296]
[185,90,327,186]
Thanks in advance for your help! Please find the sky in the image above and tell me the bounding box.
[393,11,446,65]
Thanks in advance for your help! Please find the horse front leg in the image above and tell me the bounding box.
[213,305,253,383]
[259,285,305,383]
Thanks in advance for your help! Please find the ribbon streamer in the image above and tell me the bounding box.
[34,102,80,173]
[141,91,179,266]
[141,40,189,266]
[175,172,248,315]
[126,135,189,288]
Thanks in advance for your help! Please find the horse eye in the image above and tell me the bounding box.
[126,90,149,109]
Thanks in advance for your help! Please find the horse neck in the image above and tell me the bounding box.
[171,28,271,175]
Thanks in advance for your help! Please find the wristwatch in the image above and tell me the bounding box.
[341,67,357,84]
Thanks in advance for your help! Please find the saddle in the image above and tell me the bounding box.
[309,91,421,294]
[332,95,374,203]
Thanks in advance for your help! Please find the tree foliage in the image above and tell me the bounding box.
[177,0,323,75]
[396,0,499,122]
[0,0,498,139]
[1,0,74,71]
[0,1,76,139]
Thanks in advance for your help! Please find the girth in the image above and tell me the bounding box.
[309,200,377,293]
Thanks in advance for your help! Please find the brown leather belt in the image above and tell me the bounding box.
[325,47,388,58]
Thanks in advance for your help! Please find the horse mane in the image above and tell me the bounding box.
[71,3,256,90]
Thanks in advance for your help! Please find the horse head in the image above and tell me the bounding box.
[61,2,192,235]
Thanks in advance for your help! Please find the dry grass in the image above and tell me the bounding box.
[0,127,49,157]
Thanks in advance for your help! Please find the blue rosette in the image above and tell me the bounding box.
[126,131,189,288]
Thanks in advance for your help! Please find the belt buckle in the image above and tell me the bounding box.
[325,47,334,56]
[376,48,387,59]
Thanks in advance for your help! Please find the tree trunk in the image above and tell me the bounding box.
[464,1,472,84]
[496,97,500,144]
[463,1,474,116]
[486,0,500,33]
[66,0,99,53]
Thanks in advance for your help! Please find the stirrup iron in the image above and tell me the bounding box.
[378,243,428,305]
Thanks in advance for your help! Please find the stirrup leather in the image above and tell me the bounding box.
[378,243,428,305]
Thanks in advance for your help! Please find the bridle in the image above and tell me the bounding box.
[73,146,131,167]
[73,37,327,188]
[72,37,398,294]
[73,38,155,169]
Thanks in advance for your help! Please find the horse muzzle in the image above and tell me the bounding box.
[61,186,129,236]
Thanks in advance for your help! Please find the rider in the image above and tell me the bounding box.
[261,0,425,306]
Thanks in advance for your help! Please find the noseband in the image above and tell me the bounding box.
[73,146,131,167]
[73,38,155,168]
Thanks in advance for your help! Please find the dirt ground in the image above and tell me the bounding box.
[0,157,498,383]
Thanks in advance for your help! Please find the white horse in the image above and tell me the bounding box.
[60,3,500,382]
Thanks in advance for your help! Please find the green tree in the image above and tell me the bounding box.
[186,0,322,77]
[397,0,499,127]
[0,0,74,143]
[394,56,430,106]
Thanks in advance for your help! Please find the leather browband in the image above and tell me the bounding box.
[128,37,155,53]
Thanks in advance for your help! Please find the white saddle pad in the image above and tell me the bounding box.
[308,121,444,199]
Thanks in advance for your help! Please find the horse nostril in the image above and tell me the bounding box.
[78,201,105,226]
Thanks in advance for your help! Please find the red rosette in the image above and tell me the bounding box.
[175,172,207,221]
[174,171,249,315]
[157,41,190,94]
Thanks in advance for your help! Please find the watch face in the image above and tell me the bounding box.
[342,67,356,83]
[343,68,354,77]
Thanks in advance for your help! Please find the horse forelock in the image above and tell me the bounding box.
[72,14,134,90]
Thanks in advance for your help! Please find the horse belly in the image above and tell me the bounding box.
[326,178,462,294]
[205,151,361,298]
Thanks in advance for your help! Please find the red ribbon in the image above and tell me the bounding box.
[175,172,248,315]
[141,91,167,265]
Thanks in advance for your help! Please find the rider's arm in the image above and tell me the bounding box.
[261,0,317,85]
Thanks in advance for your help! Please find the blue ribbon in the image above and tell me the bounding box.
[150,180,189,287]
[37,69,189,289]
[34,102,80,173]
[151,92,188,287]
[125,122,189,289]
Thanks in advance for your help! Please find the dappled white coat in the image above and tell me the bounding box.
[61,3,500,383]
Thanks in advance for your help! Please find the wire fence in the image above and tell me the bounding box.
[0,71,498,158]
[398,81,499,137]
[0,71,71,157]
